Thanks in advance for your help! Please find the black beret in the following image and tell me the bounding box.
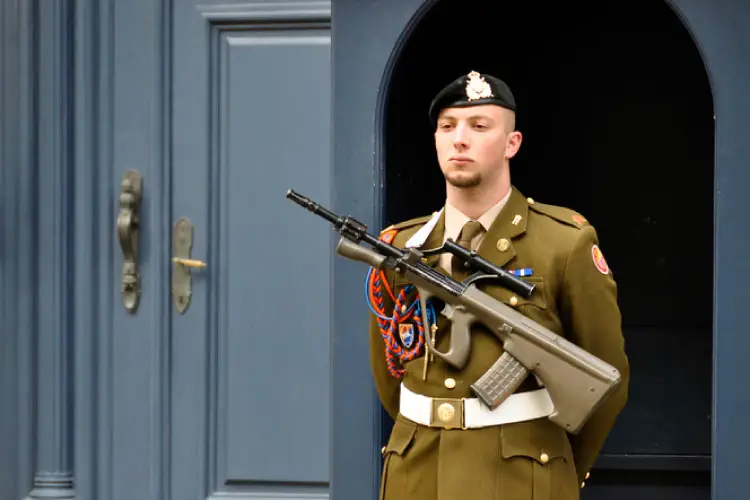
[428,71,516,125]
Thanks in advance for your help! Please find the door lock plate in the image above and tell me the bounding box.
[172,217,200,313]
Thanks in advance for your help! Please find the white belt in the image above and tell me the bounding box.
[399,383,554,429]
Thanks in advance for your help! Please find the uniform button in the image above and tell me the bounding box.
[509,296,518,306]
[580,482,586,489]
[496,238,510,252]
[527,197,535,205]
[444,378,456,389]
[540,452,549,464]
[381,446,386,456]
[585,472,590,480]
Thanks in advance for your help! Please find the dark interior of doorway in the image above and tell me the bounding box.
[381,0,713,494]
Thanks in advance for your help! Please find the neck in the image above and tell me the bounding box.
[446,177,511,220]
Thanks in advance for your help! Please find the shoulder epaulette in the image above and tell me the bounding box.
[528,199,589,230]
[379,213,435,234]
[378,213,436,245]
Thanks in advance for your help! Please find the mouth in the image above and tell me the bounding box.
[449,156,473,163]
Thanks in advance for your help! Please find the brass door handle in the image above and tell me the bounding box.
[172,257,207,269]
[117,170,143,313]
[172,217,206,313]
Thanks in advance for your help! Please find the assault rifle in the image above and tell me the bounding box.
[286,189,622,434]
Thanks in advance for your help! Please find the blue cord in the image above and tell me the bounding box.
[364,268,438,330]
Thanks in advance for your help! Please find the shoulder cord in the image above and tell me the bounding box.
[364,229,436,378]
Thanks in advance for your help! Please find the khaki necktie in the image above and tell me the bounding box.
[452,220,483,280]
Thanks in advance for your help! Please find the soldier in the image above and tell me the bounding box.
[368,71,630,499]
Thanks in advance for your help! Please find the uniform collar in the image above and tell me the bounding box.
[405,185,529,270]
[443,187,512,244]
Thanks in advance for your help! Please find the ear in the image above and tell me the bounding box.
[505,130,523,159]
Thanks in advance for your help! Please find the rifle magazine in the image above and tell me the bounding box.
[471,352,530,410]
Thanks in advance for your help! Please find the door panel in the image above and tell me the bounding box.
[111,0,172,498]
[170,1,331,498]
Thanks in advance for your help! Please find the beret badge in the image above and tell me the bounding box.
[465,71,494,101]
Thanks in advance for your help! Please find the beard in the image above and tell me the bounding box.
[443,168,482,188]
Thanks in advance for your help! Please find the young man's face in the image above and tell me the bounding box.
[434,105,522,189]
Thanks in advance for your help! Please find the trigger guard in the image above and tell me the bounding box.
[427,303,472,369]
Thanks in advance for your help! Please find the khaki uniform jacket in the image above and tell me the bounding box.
[369,187,630,500]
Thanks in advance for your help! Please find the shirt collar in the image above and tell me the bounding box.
[443,187,513,243]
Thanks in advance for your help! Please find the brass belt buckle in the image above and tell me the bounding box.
[430,397,465,430]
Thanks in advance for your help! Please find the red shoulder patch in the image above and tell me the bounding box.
[591,245,609,274]
[572,214,587,226]
[379,227,398,244]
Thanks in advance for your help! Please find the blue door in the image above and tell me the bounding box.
[103,1,333,499]
[0,1,333,499]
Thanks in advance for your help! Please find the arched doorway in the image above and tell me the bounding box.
[380,0,714,496]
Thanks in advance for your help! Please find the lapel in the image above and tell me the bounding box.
[419,210,446,268]
[475,186,529,269]
[392,210,446,288]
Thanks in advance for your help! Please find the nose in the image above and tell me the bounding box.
[453,123,469,150]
